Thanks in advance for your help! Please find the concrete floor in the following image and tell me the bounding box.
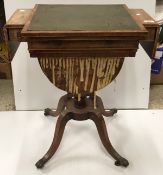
[149,85,163,109]
[0,79,15,111]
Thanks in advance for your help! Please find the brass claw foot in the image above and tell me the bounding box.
[44,108,52,116]
[35,158,46,169]
[43,94,68,117]
[115,158,129,167]
[102,108,118,117]
[110,108,118,115]
[96,96,118,117]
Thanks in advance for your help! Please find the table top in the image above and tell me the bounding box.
[4,5,159,58]
[28,4,139,31]
[20,4,150,58]
[22,4,147,38]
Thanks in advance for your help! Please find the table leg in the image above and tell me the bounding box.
[35,113,71,168]
[96,96,117,117]
[44,94,68,117]
[90,113,129,167]
[35,95,128,169]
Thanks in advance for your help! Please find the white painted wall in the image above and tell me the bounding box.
[4,0,155,110]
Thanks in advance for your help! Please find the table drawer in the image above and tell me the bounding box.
[146,27,157,41]
[131,9,159,58]
[4,9,32,61]
[7,28,22,41]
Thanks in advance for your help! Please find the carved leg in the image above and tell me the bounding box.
[35,113,72,168]
[96,96,117,117]
[44,94,68,117]
[90,113,129,167]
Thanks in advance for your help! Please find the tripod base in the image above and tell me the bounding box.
[35,94,129,168]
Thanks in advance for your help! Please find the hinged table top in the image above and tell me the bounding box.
[29,5,139,31]
[22,4,147,38]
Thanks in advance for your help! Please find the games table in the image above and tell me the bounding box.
[4,4,159,169]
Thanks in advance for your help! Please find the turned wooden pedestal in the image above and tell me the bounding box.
[35,94,129,168]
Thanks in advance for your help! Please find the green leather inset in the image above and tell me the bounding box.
[28,5,139,31]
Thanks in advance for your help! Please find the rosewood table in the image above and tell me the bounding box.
[4,4,159,169]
